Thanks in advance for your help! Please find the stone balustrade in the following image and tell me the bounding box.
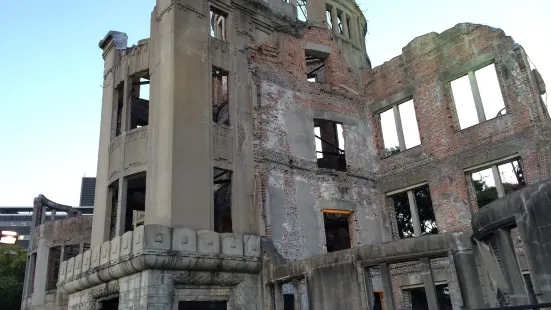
[56,225,261,294]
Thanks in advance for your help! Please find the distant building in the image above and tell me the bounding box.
[0,177,95,250]
[79,177,96,207]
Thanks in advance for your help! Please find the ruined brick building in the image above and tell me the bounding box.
[21,0,551,308]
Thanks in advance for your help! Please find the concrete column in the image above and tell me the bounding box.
[274,284,284,310]
[493,229,530,306]
[146,1,212,229]
[306,0,326,22]
[349,17,358,43]
[50,210,56,222]
[92,33,127,248]
[115,178,128,236]
[331,6,339,33]
[452,251,486,309]
[341,13,349,38]
[393,105,406,151]
[420,258,440,310]
[407,190,422,237]
[468,71,487,123]
[491,165,505,198]
[379,263,396,310]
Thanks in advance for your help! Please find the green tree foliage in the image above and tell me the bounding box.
[382,146,401,158]
[473,178,525,208]
[393,185,438,238]
[0,244,27,310]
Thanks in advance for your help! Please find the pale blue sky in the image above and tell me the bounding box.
[0,0,549,206]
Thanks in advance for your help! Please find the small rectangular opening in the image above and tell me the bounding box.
[210,8,227,41]
[214,168,232,233]
[305,51,327,83]
[436,284,453,310]
[179,301,227,310]
[283,294,295,310]
[130,77,150,130]
[108,184,118,240]
[314,119,346,171]
[99,296,120,310]
[46,246,62,290]
[63,245,80,261]
[404,287,428,310]
[373,291,383,310]
[212,68,229,125]
[323,210,351,252]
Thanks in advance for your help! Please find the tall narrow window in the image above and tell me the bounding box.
[389,184,437,239]
[214,168,232,233]
[46,246,62,290]
[212,68,229,125]
[314,119,346,171]
[380,99,421,158]
[323,210,351,252]
[114,83,124,137]
[296,0,307,22]
[325,8,332,29]
[210,8,227,41]
[450,63,506,129]
[469,158,526,208]
[127,173,146,232]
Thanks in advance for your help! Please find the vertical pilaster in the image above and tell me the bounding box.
[493,229,530,306]
[492,165,505,198]
[407,190,422,236]
[331,7,339,33]
[92,32,128,248]
[341,13,349,38]
[379,263,395,310]
[146,1,212,229]
[393,105,406,151]
[468,71,487,123]
[420,258,440,310]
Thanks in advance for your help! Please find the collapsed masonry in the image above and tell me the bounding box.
[20,0,551,309]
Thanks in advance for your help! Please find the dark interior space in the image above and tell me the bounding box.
[283,293,295,310]
[314,119,346,171]
[213,168,232,233]
[100,297,120,310]
[323,211,351,252]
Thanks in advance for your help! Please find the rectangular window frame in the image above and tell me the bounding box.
[379,97,421,157]
[322,209,352,253]
[448,61,506,130]
[386,182,438,239]
[465,155,526,209]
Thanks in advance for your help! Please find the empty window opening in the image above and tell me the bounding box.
[281,282,295,310]
[337,13,344,34]
[99,296,120,310]
[380,99,421,158]
[305,51,327,83]
[46,246,61,290]
[28,253,37,293]
[179,301,227,310]
[114,83,124,137]
[325,8,332,29]
[390,184,437,239]
[522,273,538,305]
[210,8,227,41]
[346,16,352,39]
[450,63,506,130]
[323,210,351,252]
[126,173,146,232]
[436,284,453,310]
[296,0,307,22]
[212,68,229,125]
[314,119,346,171]
[130,77,149,130]
[214,168,232,233]
[469,158,526,208]
[404,287,429,310]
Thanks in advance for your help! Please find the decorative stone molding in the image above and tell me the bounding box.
[57,225,261,294]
